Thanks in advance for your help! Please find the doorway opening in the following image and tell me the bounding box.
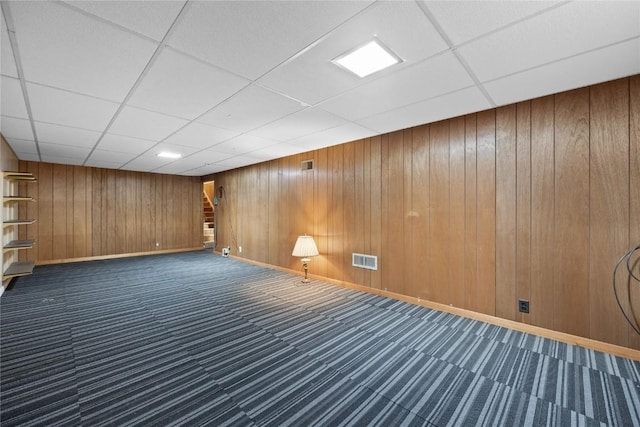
[203,181,215,249]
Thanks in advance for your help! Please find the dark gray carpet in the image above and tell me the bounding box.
[1,251,639,426]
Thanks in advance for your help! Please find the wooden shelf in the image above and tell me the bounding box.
[3,239,35,252]
[3,196,35,203]
[3,219,37,227]
[3,172,37,281]
[3,172,36,182]
[3,261,35,280]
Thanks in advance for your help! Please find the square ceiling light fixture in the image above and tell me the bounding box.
[157,151,182,159]
[332,39,402,78]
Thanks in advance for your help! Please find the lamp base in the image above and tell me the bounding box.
[301,258,311,283]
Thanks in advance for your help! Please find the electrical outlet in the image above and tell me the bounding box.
[156,242,160,247]
[239,246,242,253]
[518,299,530,313]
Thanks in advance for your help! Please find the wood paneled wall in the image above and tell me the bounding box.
[17,162,202,262]
[214,75,640,349]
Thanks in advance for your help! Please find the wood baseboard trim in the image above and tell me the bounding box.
[35,247,204,266]
[229,254,640,361]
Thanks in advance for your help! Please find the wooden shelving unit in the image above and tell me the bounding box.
[3,172,37,281]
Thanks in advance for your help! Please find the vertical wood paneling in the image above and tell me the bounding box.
[116,171,127,252]
[554,88,590,337]
[65,166,74,257]
[52,164,67,259]
[530,96,556,330]
[343,142,356,285]
[369,136,382,290]
[516,101,532,322]
[352,140,369,285]
[21,164,200,262]
[314,149,329,278]
[629,75,640,350]
[495,105,517,320]
[429,122,450,304]
[476,110,496,316]
[72,166,87,258]
[380,135,389,290]
[589,80,629,345]
[211,75,638,350]
[329,146,343,281]
[403,129,413,296]
[449,118,466,308]
[362,140,372,287]
[268,160,280,267]
[388,131,405,295]
[255,163,270,264]
[411,125,429,300]
[464,115,478,312]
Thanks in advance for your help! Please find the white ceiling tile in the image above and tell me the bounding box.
[27,83,119,131]
[109,105,188,141]
[214,155,262,170]
[250,108,346,142]
[259,1,448,105]
[210,134,279,156]
[1,115,33,140]
[120,156,173,172]
[458,1,640,82]
[129,47,249,120]
[10,1,158,101]
[152,163,192,175]
[1,7,18,78]
[288,123,377,150]
[197,85,305,133]
[485,38,640,107]
[86,149,136,164]
[146,142,199,158]
[167,1,373,80]
[425,1,562,45]
[95,133,156,155]
[357,87,491,134]
[13,152,40,162]
[187,164,227,176]
[1,76,28,118]
[197,149,236,163]
[320,52,473,121]
[246,143,305,160]
[5,138,38,155]
[83,159,126,170]
[40,155,85,166]
[163,120,238,149]
[34,121,101,148]
[38,142,91,159]
[63,1,184,41]
[152,153,215,174]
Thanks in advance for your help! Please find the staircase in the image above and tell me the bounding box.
[203,191,214,247]
[203,193,214,224]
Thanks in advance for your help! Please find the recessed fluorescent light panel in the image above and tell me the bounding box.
[333,39,402,78]
[157,151,181,159]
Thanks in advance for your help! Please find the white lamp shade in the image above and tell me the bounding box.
[292,235,319,258]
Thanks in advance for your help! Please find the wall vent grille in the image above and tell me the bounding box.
[352,253,378,270]
[301,160,314,171]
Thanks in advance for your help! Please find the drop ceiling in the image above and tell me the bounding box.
[1,1,638,176]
